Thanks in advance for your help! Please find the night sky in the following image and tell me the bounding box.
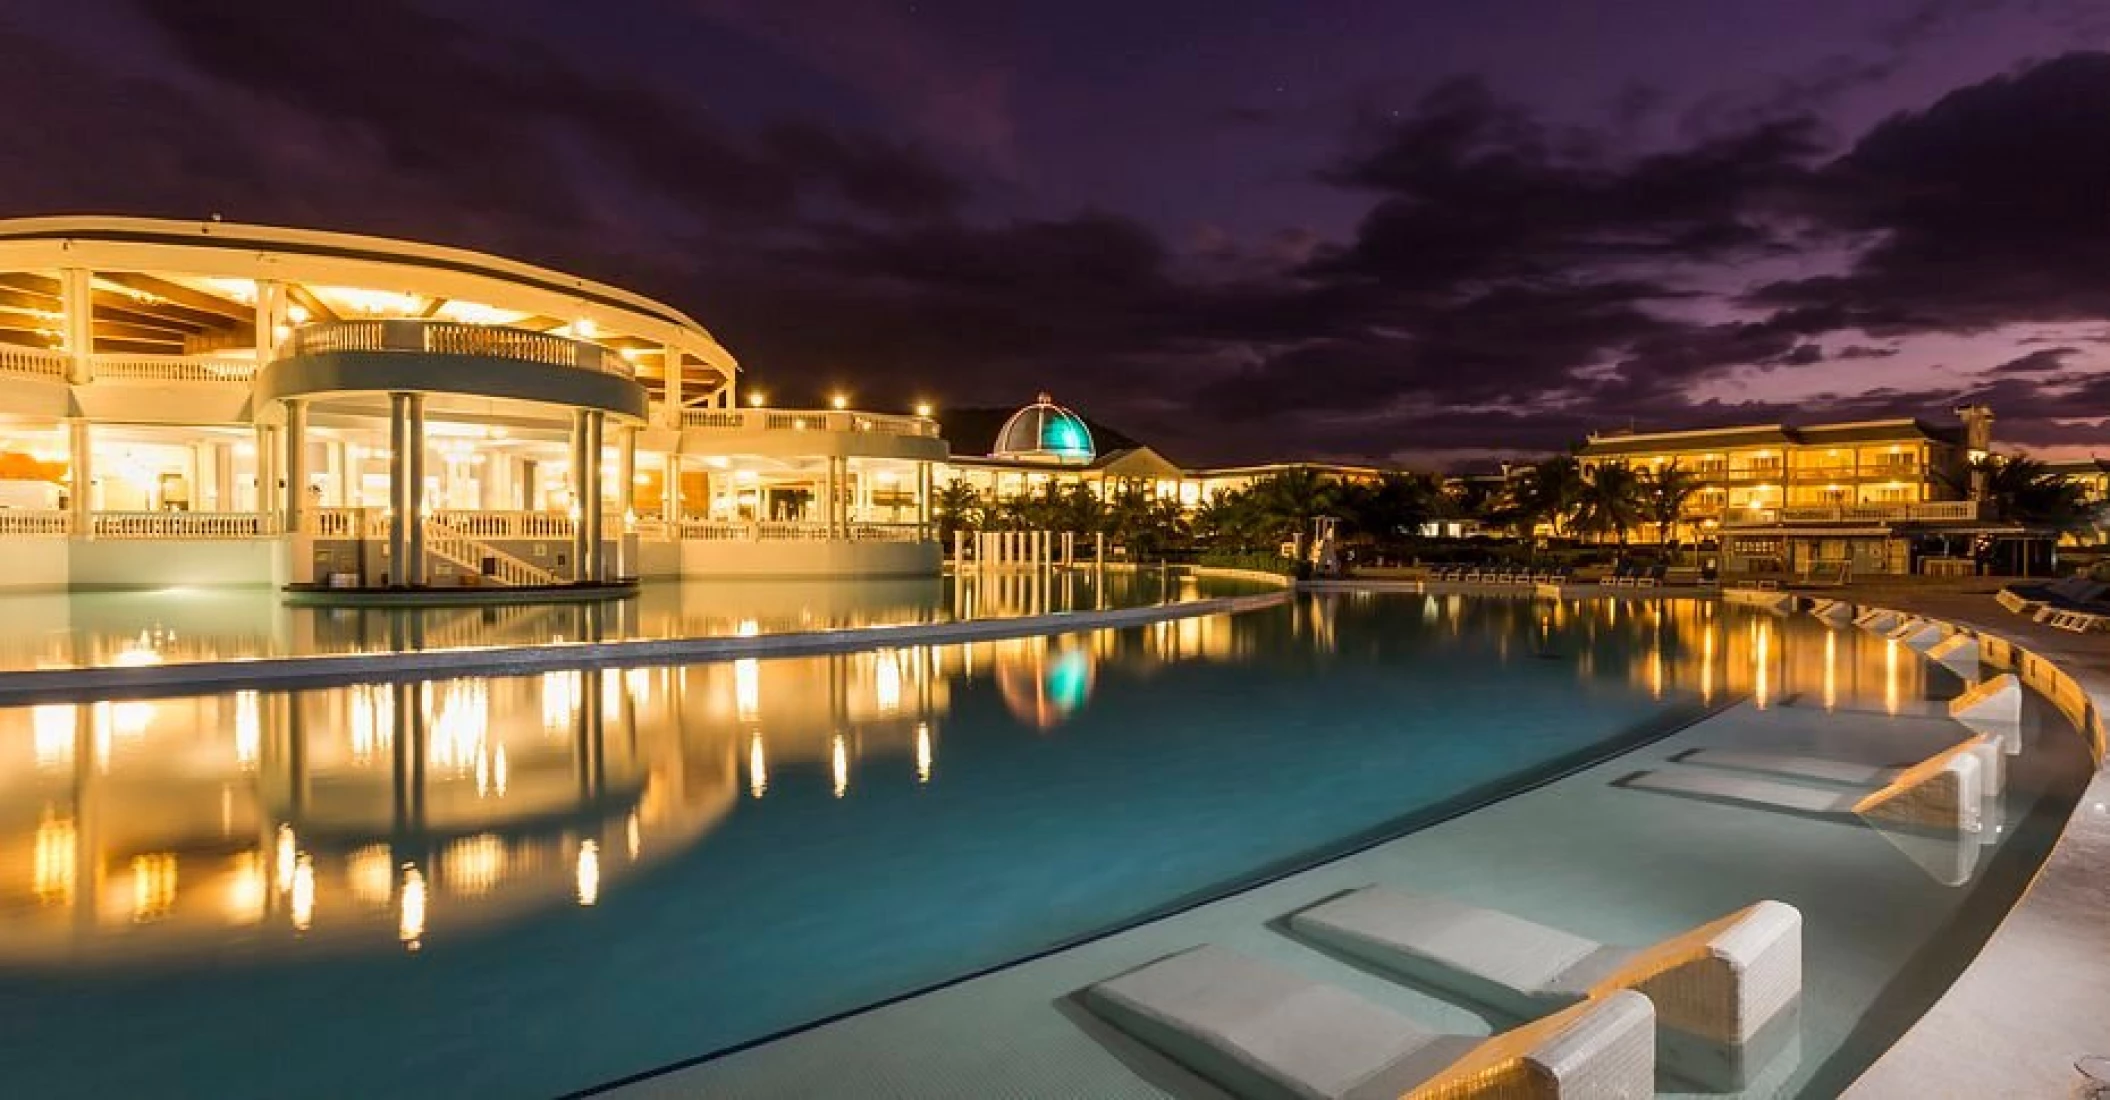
[7,0,2110,467]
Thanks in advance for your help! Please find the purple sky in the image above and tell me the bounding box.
[6,0,2110,466]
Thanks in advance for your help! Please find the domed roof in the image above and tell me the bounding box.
[991,392,1095,464]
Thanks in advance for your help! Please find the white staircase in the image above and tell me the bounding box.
[422,518,565,586]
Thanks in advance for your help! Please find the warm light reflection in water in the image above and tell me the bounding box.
[575,841,600,907]
[0,595,1941,964]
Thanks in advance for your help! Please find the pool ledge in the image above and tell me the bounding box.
[1827,593,2110,1099]
[0,573,1291,702]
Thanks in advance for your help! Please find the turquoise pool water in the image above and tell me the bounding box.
[0,595,2087,1098]
[0,566,1256,671]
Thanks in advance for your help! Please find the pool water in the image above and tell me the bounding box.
[0,566,1258,671]
[0,595,2086,1098]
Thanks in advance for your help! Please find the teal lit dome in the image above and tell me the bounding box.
[991,392,1095,465]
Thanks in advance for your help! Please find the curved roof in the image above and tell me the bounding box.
[991,392,1095,464]
[0,215,737,377]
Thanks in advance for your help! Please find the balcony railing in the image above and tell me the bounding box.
[680,407,940,438]
[0,346,69,383]
[0,510,71,536]
[1723,501,1988,527]
[91,511,276,539]
[431,510,576,540]
[277,320,635,380]
[94,355,259,384]
[638,519,931,543]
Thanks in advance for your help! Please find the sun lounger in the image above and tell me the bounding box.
[1672,733,2002,796]
[1289,889,1798,1090]
[1998,575,2109,618]
[1619,736,1983,833]
[1083,944,1657,1100]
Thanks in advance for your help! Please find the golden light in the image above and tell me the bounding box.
[290,854,316,932]
[225,850,267,925]
[914,402,933,418]
[830,393,849,410]
[399,864,427,950]
[915,722,932,784]
[831,734,849,798]
[748,391,767,407]
[131,854,179,923]
[748,732,768,799]
[575,841,601,907]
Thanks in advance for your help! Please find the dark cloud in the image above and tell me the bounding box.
[1837,344,1902,359]
[3,2,2108,466]
[1986,347,2080,374]
[1750,53,2110,334]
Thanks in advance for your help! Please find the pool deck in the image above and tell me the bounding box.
[1835,584,2110,1099]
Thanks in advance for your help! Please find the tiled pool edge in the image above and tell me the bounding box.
[1829,595,2110,1099]
[0,568,1292,701]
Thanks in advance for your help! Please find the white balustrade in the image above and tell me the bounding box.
[665,519,928,543]
[431,510,575,540]
[277,320,635,379]
[679,407,939,437]
[92,355,257,384]
[0,510,71,536]
[0,346,69,382]
[90,511,274,539]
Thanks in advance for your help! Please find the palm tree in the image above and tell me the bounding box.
[932,481,985,543]
[1954,454,2097,531]
[1343,471,1443,548]
[1508,456,1585,538]
[1104,485,1187,559]
[1635,461,1702,544]
[1190,488,1260,550]
[1246,467,1339,543]
[1573,462,1645,545]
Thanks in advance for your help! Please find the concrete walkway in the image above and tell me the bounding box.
[1840,583,2110,1099]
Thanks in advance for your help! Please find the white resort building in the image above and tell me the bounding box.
[0,216,943,593]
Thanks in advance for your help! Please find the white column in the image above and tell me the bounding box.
[407,398,426,582]
[254,424,277,520]
[585,412,606,582]
[617,426,637,521]
[571,411,591,580]
[917,463,932,535]
[68,419,91,537]
[823,457,840,538]
[388,394,411,585]
[60,267,93,385]
[662,452,682,523]
[662,346,683,428]
[253,280,287,363]
[283,399,308,533]
[214,442,234,514]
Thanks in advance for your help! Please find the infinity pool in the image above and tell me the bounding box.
[0,594,2087,1098]
[0,566,1254,671]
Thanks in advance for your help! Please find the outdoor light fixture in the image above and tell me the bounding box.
[831,394,849,410]
[748,392,766,407]
[915,402,933,418]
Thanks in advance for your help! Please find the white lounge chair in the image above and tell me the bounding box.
[1620,736,1984,834]
[1084,944,1656,1100]
[1674,732,2002,796]
[1290,889,1799,1090]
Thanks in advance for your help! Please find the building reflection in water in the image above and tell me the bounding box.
[0,595,1928,965]
[0,570,1223,674]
